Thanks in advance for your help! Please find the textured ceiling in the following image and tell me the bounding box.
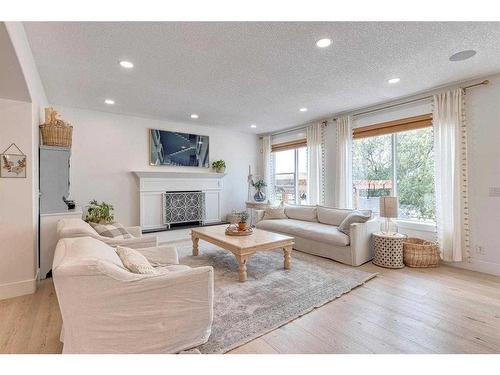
[24,22,500,133]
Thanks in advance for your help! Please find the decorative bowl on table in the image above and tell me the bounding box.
[225,224,254,236]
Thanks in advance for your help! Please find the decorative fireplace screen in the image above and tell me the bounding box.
[163,191,205,227]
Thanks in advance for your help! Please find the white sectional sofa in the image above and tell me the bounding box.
[255,205,379,266]
[52,237,214,353]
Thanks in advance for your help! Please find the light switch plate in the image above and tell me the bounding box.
[489,187,500,197]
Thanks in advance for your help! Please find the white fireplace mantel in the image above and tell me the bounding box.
[133,170,226,231]
[133,171,226,180]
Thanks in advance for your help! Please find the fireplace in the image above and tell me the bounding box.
[163,191,205,228]
[134,171,224,231]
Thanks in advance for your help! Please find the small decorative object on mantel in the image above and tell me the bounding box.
[211,159,226,173]
[251,178,267,202]
[40,107,73,148]
[225,223,254,236]
[1,143,27,178]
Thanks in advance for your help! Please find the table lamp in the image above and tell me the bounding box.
[380,196,398,235]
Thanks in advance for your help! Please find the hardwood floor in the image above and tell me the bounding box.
[1,262,499,354]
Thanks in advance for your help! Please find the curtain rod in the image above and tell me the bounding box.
[349,80,489,119]
[261,79,489,138]
[263,120,327,138]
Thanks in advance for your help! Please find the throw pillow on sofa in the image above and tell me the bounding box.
[263,206,287,220]
[284,204,318,222]
[89,222,132,239]
[115,246,156,274]
[338,211,371,235]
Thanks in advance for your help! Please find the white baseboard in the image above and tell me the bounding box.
[446,258,500,277]
[0,271,39,300]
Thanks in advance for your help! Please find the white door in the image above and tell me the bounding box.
[204,191,221,223]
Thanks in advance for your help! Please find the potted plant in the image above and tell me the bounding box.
[84,199,115,224]
[211,159,226,173]
[251,178,267,202]
[238,211,249,231]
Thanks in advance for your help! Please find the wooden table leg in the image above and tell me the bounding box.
[283,245,292,269]
[235,254,249,282]
[192,233,199,256]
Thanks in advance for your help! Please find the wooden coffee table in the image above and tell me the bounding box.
[191,225,294,282]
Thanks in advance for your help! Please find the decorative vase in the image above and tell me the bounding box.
[238,222,247,231]
[254,189,266,202]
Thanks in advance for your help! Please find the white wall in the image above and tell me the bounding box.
[322,74,500,275]
[461,74,500,275]
[58,106,259,227]
[0,22,48,299]
[0,99,37,299]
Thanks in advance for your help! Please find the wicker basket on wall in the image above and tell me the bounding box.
[403,238,440,268]
[39,107,73,148]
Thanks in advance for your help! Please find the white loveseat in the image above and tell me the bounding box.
[57,218,158,249]
[255,205,379,266]
[52,237,214,353]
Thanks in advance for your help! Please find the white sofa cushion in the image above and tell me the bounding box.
[89,222,132,239]
[317,206,372,226]
[116,246,156,274]
[338,211,372,235]
[256,219,349,246]
[58,218,98,237]
[263,206,287,220]
[317,206,353,226]
[58,236,125,269]
[284,204,318,222]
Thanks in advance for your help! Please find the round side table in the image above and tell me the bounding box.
[372,232,407,269]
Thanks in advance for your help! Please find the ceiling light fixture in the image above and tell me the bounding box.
[299,107,308,112]
[316,38,332,48]
[190,114,199,119]
[250,124,257,128]
[119,60,134,68]
[449,50,477,62]
[104,99,115,105]
[388,78,400,84]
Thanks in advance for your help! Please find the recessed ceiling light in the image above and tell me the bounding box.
[316,38,332,48]
[449,50,477,62]
[388,78,400,84]
[190,114,199,119]
[119,60,134,68]
[299,107,308,112]
[250,124,257,128]
[104,99,115,105]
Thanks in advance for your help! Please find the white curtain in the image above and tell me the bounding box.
[334,115,353,208]
[306,123,324,205]
[433,88,469,262]
[261,135,273,202]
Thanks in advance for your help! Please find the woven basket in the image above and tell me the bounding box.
[403,237,440,268]
[40,121,73,147]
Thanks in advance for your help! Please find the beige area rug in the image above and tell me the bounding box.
[175,241,377,354]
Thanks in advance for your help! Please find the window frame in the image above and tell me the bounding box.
[352,114,435,223]
[271,144,307,205]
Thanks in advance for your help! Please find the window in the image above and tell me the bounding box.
[272,146,308,205]
[352,115,435,221]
